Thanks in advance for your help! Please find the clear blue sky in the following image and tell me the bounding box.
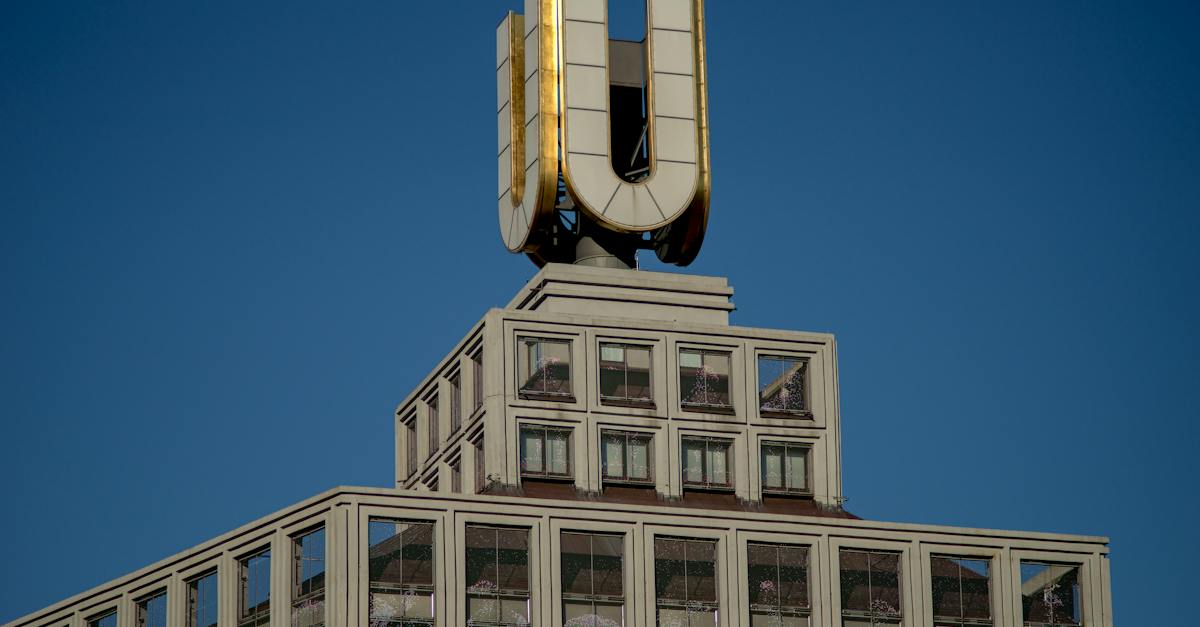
[2,1,1196,623]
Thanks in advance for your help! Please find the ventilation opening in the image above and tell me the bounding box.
[609,0,650,183]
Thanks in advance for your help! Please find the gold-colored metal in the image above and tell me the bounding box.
[500,1,560,253]
[507,13,526,204]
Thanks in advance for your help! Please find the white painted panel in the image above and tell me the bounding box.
[497,104,512,156]
[653,117,698,163]
[564,21,607,66]
[524,0,539,34]
[606,184,666,229]
[525,118,540,168]
[566,109,610,156]
[631,185,665,225]
[646,160,697,221]
[496,17,511,70]
[567,153,621,214]
[650,0,692,32]
[605,185,634,222]
[651,72,695,120]
[565,65,608,111]
[524,30,539,80]
[564,0,605,22]
[651,29,694,75]
[525,74,539,124]
[498,146,513,200]
[497,60,511,113]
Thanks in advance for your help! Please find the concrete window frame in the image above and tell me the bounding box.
[829,537,918,627]
[1009,550,1100,627]
[918,543,1004,627]
[670,339,746,425]
[588,328,669,420]
[642,525,733,627]
[456,512,545,627]
[745,339,830,430]
[234,545,271,627]
[551,518,638,627]
[357,508,443,627]
[133,588,169,627]
[735,529,825,627]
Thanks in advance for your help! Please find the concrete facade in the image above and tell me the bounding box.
[5,266,1114,627]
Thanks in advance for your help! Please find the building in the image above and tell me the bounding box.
[4,266,1113,627]
[5,1,1114,626]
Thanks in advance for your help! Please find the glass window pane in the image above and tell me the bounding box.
[682,440,704,484]
[688,540,718,604]
[959,558,992,620]
[760,356,808,412]
[839,551,872,613]
[520,429,544,473]
[467,594,500,623]
[747,544,778,607]
[189,572,219,627]
[762,445,784,489]
[872,552,902,617]
[496,528,530,593]
[778,545,810,609]
[786,446,808,491]
[628,437,650,480]
[592,534,625,598]
[89,613,117,627]
[465,527,497,592]
[680,350,702,369]
[705,352,732,406]
[295,528,326,598]
[368,520,434,588]
[930,556,963,620]
[547,430,570,475]
[500,597,530,626]
[241,549,271,617]
[654,538,688,601]
[138,593,168,627]
[603,434,625,478]
[1021,562,1081,625]
[560,533,594,596]
[707,442,729,486]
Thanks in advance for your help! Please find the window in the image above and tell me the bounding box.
[475,436,488,493]
[187,571,219,627]
[758,355,809,415]
[473,350,484,412]
[465,526,531,626]
[292,528,326,627]
[840,549,902,626]
[1020,562,1081,627]
[679,349,732,409]
[427,394,440,455]
[761,441,811,496]
[748,543,811,626]
[518,336,572,398]
[519,426,572,479]
[562,532,626,626]
[931,556,992,627]
[601,431,653,485]
[238,548,271,627]
[451,458,462,493]
[599,343,653,405]
[88,611,118,627]
[654,538,718,626]
[368,519,435,626]
[136,592,167,627]
[450,373,462,432]
[681,437,732,489]
[406,416,418,476]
